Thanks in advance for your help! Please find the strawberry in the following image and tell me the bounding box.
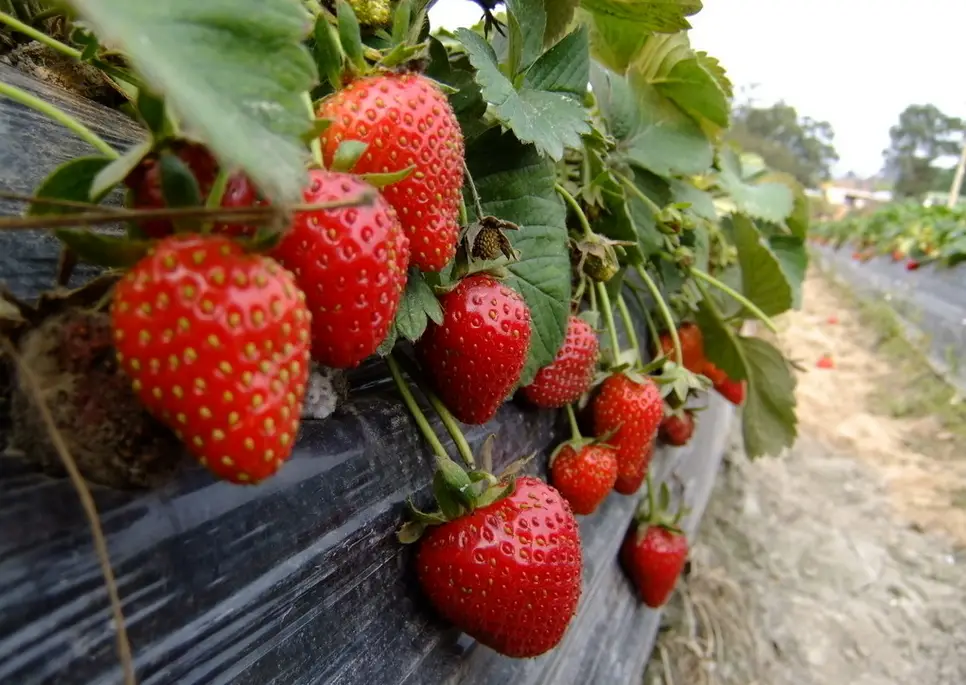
[267,169,409,368]
[716,377,746,405]
[550,442,618,515]
[816,354,835,369]
[826,315,839,325]
[415,475,582,657]
[124,140,219,238]
[700,361,728,387]
[621,523,689,609]
[111,235,312,484]
[659,410,695,447]
[592,373,663,495]
[906,259,921,271]
[520,315,598,408]
[658,322,705,372]
[418,275,531,424]
[318,72,464,272]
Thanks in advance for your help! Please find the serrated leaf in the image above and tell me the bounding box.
[464,129,571,386]
[457,28,590,160]
[767,235,807,309]
[393,270,445,342]
[593,62,712,176]
[55,229,152,268]
[741,337,797,459]
[583,10,647,73]
[28,156,114,216]
[506,0,546,73]
[669,178,716,220]
[631,32,729,136]
[66,0,316,205]
[523,24,589,96]
[729,213,792,318]
[543,0,579,45]
[717,148,794,224]
[426,38,490,141]
[695,50,732,99]
[581,0,702,33]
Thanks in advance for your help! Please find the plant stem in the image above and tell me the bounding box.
[690,267,778,334]
[394,354,475,469]
[626,283,661,360]
[0,11,82,60]
[564,404,582,442]
[594,281,622,363]
[555,183,592,237]
[386,355,450,461]
[644,472,657,520]
[615,293,641,364]
[302,92,324,168]
[0,82,117,158]
[463,161,484,219]
[458,197,468,226]
[615,171,663,216]
[588,276,598,312]
[634,263,681,366]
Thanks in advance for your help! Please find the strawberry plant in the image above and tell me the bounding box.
[0,0,811,668]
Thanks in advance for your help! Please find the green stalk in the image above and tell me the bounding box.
[458,197,468,226]
[594,281,622,363]
[626,283,661,360]
[302,92,324,168]
[0,82,117,159]
[555,183,592,237]
[386,355,450,462]
[393,353,475,469]
[565,404,582,442]
[616,171,663,216]
[615,293,641,365]
[634,263,681,366]
[690,267,778,334]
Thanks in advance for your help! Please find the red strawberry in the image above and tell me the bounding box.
[906,259,921,271]
[550,442,618,515]
[700,361,728,387]
[716,377,746,405]
[124,141,220,238]
[826,315,839,325]
[267,169,409,368]
[416,476,582,657]
[816,354,835,369]
[659,410,695,447]
[621,523,689,608]
[521,315,598,408]
[418,275,531,424]
[658,322,705,372]
[111,235,312,484]
[592,373,663,495]
[318,72,465,272]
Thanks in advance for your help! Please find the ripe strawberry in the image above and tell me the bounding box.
[418,275,531,424]
[906,259,921,271]
[621,523,689,608]
[816,354,835,369]
[592,373,663,495]
[826,315,839,325]
[716,377,746,405]
[111,235,312,484]
[550,442,618,515]
[416,476,582,657]
[658,322,705,372]
[124,140,219,238]
[318,72,464,272]
[659,410,695,447]
[520,315,598,408]
[267,169,409,368]
[700,361,728,387]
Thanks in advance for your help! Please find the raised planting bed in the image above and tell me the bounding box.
[813,245,966,395]
[0,65,735,685]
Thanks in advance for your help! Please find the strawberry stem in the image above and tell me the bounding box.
[385,354,451,462]
[615,171,663,217]
[615,293,641,365]
[302,92,325,168]
[463,161,485,219]
[594,281,622,365]
[565,404,582,442]
[690,267,779,334]
[0,81,118,159]
[627,284,662,361]
[393,353,475,469]
[644,472,657,522]
[554,183,592,237]
[634,263,682,366]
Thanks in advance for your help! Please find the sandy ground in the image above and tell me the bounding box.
[645,270,966,685]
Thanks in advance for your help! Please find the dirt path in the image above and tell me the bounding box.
[646,270,966,685]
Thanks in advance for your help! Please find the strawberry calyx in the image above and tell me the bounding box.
[632,475,689,535]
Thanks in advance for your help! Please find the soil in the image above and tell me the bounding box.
[646,269,966,685]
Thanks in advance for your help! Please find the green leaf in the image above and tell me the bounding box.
[581,0,703,33]
[584,10,648,73]
[158,152,203,208]
[594,179,643,264]
[741,337,797,459]
[695,50,733,99]
[28,156,114,216]
[55,229,152,268]
[593,63,712,176]
[523,24,589,96]
[694,291,746,381]
[337,0,365,70]
[669,178,716,221]
[543,0,579,45]
[393,269,445,342]
[136,89,168,136]
[729,213,793,318]
[314,16,344,90]
[760,170,810,239]
[391,0,411,45]
[631,32,729,136]
[464,129,571,386]
[506,0,546,73]
[717,148,794,224]
[457,28,590,160]
[331,140,369,172]
[360,165,415,188]
[66,0,316,205]
[90,141,153,199]
[767,235,808,309]
[426,39,490,141]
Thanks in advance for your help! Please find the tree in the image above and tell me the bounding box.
[727,100,839,188]
[882,104,964,198]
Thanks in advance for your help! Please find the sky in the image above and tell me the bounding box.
[428,0,966,179]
